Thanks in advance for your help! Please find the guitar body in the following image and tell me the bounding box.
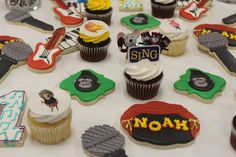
[180,2,208,21]
[28,43,62,71]
[53,0,83,26]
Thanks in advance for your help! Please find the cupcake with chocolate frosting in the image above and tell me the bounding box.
[151,0,177,18]
[124,59,163,100]
[77,20,111,62]
[27,89,72,145]
[85,0,113,25]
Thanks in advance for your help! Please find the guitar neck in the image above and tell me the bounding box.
[46,27,65,50]
[53,0,68,9]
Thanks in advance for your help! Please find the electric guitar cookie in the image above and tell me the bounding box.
[180,0,211,21]
[52,0,83,26]
[27,27,66,73]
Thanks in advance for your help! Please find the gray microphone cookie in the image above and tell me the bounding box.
[81,125,128,157]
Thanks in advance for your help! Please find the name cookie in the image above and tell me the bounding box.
[121,101,200,147]
[60,69,115,105]
[174,68,226,103]
[0,91,27,147]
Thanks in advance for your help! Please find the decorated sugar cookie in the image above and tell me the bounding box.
[223,13,236,26]
[174,68,226,103]
[27,27,66,73]
[119,0,144,12]
[0,36,21,50]
[120,13,161,32]
[193,24,236,48]
[81,125,128,157]
[0,40,32,83]
[0,91,27,147]
[5,9,54,33]
[60,69,115,105]
[197,32,236,76]
[52,0,84,26]
[121,101,200,147]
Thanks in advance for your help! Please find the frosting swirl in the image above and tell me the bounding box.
[79,20,109,44]
[159,19,188,41]
[86,0,111,11]
[28,90,71,124]
[125,59,163,81]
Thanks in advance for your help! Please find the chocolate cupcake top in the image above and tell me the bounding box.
[79,20,109,44]
[86,0,111,11]
[125,59,163,81]
[154,0,175,4]
[28,89,71,124]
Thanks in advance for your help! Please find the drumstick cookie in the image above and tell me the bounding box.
[174,68,226,103]
[0,41,32,83]
[0,90,27,147]
[197,32,236,76]
[5,9,54,33]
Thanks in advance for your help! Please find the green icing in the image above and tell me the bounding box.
[59,69,115,103]
[174,68,226,100]
[120,13,161,31]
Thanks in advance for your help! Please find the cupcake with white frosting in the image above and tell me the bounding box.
[151,0,177,18]
[159,19,188,56]
[124,59,163,100]
[27,89,72,145]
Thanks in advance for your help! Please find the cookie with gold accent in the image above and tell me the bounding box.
[121,101,200,148]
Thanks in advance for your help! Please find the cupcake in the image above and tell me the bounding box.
[85,0,112,25]
[151,0,177,18]
[124,59,163,100]
[27,89,72,145]
[77,20,111,62]
[159,19,188,56]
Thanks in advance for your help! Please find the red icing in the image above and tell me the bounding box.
[193,24,236,37]
[0,36,19,41]
[120,101,200,139]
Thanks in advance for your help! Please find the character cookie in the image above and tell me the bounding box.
[0,91,27,147]
[27,27,66,73]
[197,32,236,76]
[119,0,144,12]
[46,28,80,54]
[174,68,226,103]
[27,89,72,144]
[60,69,115,105]
[121,101,200,148]
[120,13,161,32]
[193,24,236,48]
[0,40,32,83]
[5,9,54,33]
[52,0,84,26]
[179,0,212,22]
[81,125,128,157]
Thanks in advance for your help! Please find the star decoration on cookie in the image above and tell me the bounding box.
[120,13,160,32]
[59,69,115,105]
[174,68,226,103]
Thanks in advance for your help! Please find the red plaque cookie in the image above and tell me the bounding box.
[193,24,236,48]
[121,101,200,147]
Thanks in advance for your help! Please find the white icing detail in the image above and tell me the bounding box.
[55,7,82,19]
[0,91,26,142]
[159,19,188,41]
[183,2,207,18]
[125,59,163,81]
[28,89,71,124]
[33,45,60,65]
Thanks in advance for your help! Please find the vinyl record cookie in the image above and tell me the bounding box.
[121,101,200,147]
[174,68,226,103]
[81,125,128,157]
[60,69,115,105]
[0,91,27,147]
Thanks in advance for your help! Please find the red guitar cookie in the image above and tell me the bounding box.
[52,0,84,26]
[27,27,66,73]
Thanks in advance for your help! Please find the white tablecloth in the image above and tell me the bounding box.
[0,0,236,157]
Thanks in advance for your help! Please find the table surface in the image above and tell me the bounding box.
[0,0,236,157]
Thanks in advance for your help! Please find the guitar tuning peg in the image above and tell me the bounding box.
[67,2,72,7]
[72,2,78,8]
